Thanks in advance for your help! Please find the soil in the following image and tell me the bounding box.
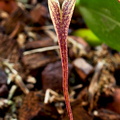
[0,0,120,120]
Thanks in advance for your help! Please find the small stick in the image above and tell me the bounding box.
[23,45,59,55]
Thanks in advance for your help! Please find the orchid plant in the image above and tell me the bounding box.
[48,0,76,120]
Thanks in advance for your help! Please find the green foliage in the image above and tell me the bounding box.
[77,0,120,51]
[73,29,102,46]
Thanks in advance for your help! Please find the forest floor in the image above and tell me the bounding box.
[0,0,120,120]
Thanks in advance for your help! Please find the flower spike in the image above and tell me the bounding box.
[48,0,76,120]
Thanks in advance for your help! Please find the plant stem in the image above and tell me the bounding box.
[59,38,73,120]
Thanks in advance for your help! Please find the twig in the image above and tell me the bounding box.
[25,25,54,31]
[8,85,17,99]
[44,89,74,104]
[88,61,104,111]
[2,61,29,94]
[23,45,59,55]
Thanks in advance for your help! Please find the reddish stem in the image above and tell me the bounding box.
[59,38,73,120]
[48,0,76,119]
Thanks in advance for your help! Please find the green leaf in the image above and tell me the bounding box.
[73,28,102,46]
[79,0,120,51]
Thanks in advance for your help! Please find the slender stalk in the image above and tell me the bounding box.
[48,0,76,119]
[59,39,73,120]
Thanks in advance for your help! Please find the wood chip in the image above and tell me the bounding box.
[73,58,93,81]
[18,91,59,120]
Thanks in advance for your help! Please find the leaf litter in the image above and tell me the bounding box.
[0,0,120,120]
